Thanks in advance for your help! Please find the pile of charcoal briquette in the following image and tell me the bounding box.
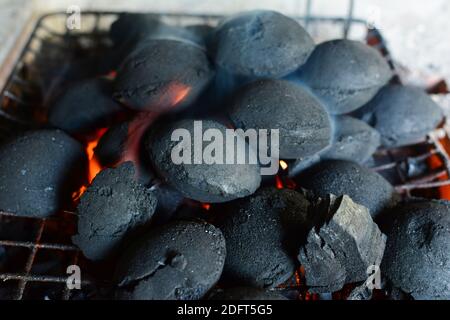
[0,10,449,300]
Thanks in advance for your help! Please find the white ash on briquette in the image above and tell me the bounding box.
[0,130,87,218]
[114,220,226,300]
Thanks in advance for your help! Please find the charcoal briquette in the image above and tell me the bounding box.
[212,10,315,78]
[353,84,443,147]
[72,162,157,260]
[114,220,226,300]
[48,78,123,134]
[298,39,392,115]
[229,79,332,159]
[218,188,313,288]
[322,115,381,163]
[298,160,397,219]
[145,119,261,203]
[382,200,450,300]
[0,130,87,218]
[113,39,214,112]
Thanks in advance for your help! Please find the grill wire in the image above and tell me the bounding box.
[0,3,449,300]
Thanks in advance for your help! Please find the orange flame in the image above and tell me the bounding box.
[72,128,107,202]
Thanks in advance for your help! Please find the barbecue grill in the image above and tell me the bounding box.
[1,1,449,300]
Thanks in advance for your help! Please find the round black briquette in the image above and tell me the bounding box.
[113,39,214,112]
[382,200,450,299]
[218,188,312,288]
[299,39,392,115]
[48,78,123,135]
[210,287,287,300]
[72,162,157,261]
[115,220,226,300]
[353,84,443,147]
[145,119,261,203]
[212,10,315,78]
[322,115,381,164]
[298,160,397,219]
[0,130,87,218]
[229,79,332,159]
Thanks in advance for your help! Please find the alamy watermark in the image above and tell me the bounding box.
[66,5,81,30]
[170,121,280,175]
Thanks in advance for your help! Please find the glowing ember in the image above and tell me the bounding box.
[275,175,284,189]
[72,128,107,202]
[202,203,211,211]
[171,85,191,106]
[86,128,108,182]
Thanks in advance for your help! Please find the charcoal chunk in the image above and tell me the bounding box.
[353,85,443,147]
[210,287,287,300]
[114,39,214,112]
[298,160,397,219]
[299,40,392,114]
[212,10,315,78]
[218,188,312,288]
[322,115,381,163]
[382,200,450,300]
[115,220,226,300]
[145,119,261,203]
[298,195,386,293]
[0,130,87,218]
[72,162,157,260]
[229,79,332,159]
[48,78,123,134]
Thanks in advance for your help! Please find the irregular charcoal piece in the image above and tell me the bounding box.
[209,287,287,300]
[110,13,200,47]
[382,200,450,300]
[298,160,397,219]
[322,116,381,163]
[229,79,332,159]
[115,220,226,300]
[298,39,392,115]
[48,78,123,135]
[353,85,443,147]
[94,121,129,167]
[145,119,261,203]
[113,39,214,112]
[211,10,315,78]
[72,162,157,260]
[218,188,313,288]
[298,195,386,293]
[0,130,87,218]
